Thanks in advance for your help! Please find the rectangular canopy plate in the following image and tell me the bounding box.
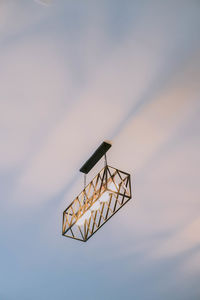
[79,141,112,174]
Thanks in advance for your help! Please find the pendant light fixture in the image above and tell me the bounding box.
[62,141,132,242]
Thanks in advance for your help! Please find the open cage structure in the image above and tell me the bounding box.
[62,165,132,242]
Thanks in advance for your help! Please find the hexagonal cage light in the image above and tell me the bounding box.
[62,142,132,242]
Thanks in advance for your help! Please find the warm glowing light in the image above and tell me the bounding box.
[99,191,110,203]
[76,179,126,226]
[90,200,100,211]
[76,210,91,226]
[63,141,132,242]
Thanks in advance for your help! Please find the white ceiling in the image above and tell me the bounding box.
[0,1,200,299]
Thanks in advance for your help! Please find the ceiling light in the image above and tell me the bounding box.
[76,210,91,226]
[62,141,132,242]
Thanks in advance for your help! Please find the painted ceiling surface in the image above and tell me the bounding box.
[0,1,200,299]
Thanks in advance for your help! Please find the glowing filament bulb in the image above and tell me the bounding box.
[90,200,100,211]
[76,210,91,226]
[99,191,110,203]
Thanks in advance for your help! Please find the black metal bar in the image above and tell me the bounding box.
[79,142,111,174]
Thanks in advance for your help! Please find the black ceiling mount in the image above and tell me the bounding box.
[79,141,112,174]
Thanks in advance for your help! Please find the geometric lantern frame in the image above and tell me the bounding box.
[62,142,132,242]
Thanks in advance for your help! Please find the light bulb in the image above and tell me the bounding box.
[99,191,110,203]
[76,210,91,226]
[90,200,100,211]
